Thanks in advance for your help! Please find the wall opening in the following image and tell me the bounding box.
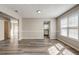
[44,21,50,39]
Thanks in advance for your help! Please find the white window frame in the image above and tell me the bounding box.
[60,13,79,40]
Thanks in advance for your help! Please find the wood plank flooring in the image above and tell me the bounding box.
[0,37,79,55]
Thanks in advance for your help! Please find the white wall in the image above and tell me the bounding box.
[50,19,56,39]
[22,19,43,39]
[0,17,4,41]
[56,5,79,51]
[22,18,56,39]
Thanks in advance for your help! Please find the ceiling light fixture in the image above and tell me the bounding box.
[36,10,41,14]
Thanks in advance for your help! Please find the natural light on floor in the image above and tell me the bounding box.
[48,43,75,55]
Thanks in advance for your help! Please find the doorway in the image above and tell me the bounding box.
[0,13,19,50]
[44,21,50,39]
[4,17,10,41]
[4,17,19,42]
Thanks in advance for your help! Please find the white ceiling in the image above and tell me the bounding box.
[4,4,76,18]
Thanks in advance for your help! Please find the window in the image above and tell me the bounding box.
[44,24,49,29]
[60,14,79,40]
[69,15,78,27]
[68,14,78,39]
[69,29,78,39]
[60,17,67,36]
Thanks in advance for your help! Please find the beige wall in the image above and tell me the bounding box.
[56,5,79,51]
[22,18,56,39]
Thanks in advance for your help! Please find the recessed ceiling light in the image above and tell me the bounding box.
[36,10,41,14]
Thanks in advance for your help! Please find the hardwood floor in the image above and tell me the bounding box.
[0,37,79,55]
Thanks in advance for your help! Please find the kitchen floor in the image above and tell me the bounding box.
[0,37,79,55]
